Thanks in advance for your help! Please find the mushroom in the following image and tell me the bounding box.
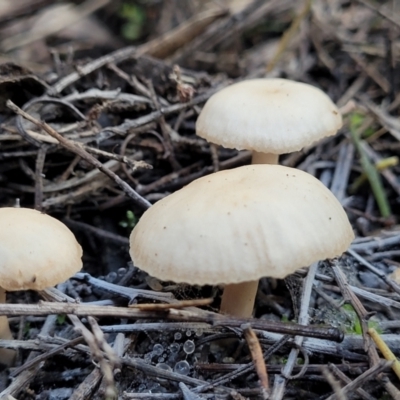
[129,164,354,318]
[0,207,82,366]
[196,78,342,165]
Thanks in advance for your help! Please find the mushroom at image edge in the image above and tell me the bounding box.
[196,78,342,165]
[0,207,83,366]
[129,165,354,318]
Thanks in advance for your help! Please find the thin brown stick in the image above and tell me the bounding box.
[146,79,181,170]
[129,298,213,310]
[327,363,376,400]
[49,46,137,95]
[321,367,347,400]
[326,361,392,400]
[244,325,269,396]
[266,0,312,73]
[10,336,84,377]
[34,146,47,211]
[64,218,129,246]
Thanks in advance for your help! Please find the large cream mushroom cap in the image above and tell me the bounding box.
[130,165,354,285]
[196,78,342,154]
[0,208,82,291]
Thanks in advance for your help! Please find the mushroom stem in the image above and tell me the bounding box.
[251,152,279,165]
[0,287,16,366]
[220,280,259,318]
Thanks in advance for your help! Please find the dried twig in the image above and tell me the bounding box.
[10,336,84,378]
[330,260,380,364]
[34,145,47,210]
[64,218,129,246]
[129,298,213,310]
[321,367,347,400]
[326,361,392,400]
[266,0,312,73]
[327,363,376,400]
[271,262,318,400]
[0,301,343,342]
[6,100,151,210]
[243,325,269,397]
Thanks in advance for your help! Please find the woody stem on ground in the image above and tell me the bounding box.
[0,287,16,366]
[271,262,318,400]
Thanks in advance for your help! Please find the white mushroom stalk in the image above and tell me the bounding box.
[129,165,354,318]
[251,152,279,165]
[0,207,83,366]
[196,78,343,165]
[0,287,16,366]
[219,280,259,318]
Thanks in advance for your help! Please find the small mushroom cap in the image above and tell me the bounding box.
[130,165,354,285]
[0,208,82,291]
[196,78,342,154]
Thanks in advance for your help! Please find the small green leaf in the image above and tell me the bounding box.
[341,304,382,334]
[119,3,146,40]
[23,322,31,336]
[349,112,365,131]
[119,210,138,230]
[57,314,66,325]
[349,113,391,218]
